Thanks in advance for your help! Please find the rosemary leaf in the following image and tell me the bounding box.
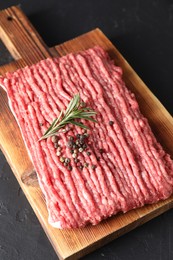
[70,121,90,129]
[39,93,97,141]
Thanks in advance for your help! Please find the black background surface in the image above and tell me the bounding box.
[0,1,173,260]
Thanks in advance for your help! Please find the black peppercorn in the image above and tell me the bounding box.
[83,144,87,149]
[99,148,104,154]
[79,165,83,170]
[51,135,58,143]
[76,140,80,145]
[79,139,85,145]
[76,134,80,139]
[109,120,114,126]
[68,136,74,141]
[60,157,65,163]
[54,143,59,149]
[64,162,68,167]
[65,158,70,164]
[72,153,77,158]
[91,165,96,170]
[67,140,74,148]
[80,134,85,140]
[74,158,79,163]
[56,151,61,156]
[67,165,72,171]
[82,129,87,134]
[73,144,77,149]
[84,162,89,168]
[78,147,83,153]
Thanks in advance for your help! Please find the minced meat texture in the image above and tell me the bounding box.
[1,46,173,229]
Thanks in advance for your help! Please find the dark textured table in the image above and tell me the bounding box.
[0,1,173,259]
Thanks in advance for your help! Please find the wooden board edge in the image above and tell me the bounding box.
[63,198,173,259]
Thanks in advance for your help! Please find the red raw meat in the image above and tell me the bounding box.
[0,46,173,228]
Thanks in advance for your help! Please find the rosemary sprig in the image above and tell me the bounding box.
[39,93,97,141]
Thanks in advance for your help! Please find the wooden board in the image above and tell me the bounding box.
[0,6,173,260]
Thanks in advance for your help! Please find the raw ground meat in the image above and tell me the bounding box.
[0,46,173,229]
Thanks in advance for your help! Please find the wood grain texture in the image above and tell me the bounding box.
[0,6,173,260]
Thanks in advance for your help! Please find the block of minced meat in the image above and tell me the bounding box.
[0,46,173,229]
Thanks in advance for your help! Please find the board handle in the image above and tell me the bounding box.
[0,6,52,64]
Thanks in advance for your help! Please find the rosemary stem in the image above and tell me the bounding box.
[39,93,97,141]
